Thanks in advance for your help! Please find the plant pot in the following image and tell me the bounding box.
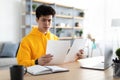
[113,62,120,78]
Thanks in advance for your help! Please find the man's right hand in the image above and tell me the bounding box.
[37,54,53,66]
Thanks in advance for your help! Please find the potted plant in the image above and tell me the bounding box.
[32,4,37,11]
[75,30,83,37]
[113,48,120,78]
[79,30,83,37]
[115,48,120,60]
[56,28,62,37]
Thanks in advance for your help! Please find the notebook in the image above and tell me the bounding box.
[78,41,113,70]
[27,65,69,75]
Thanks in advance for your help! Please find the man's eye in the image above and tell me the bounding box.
[42,19,46,22]
[48,20,51,22]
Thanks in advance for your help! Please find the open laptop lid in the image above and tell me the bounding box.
[104,41,113,69]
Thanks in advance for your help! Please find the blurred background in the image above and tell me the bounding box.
[0,0,120,57]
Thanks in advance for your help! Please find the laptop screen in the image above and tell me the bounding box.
[104,41,113,68]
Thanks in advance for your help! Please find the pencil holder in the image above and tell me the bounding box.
[113,63,120,78]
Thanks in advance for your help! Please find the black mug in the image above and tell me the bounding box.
[10,65,26,80]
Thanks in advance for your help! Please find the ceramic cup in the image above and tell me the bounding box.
[10,65,26,80]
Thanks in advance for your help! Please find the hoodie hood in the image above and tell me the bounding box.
[29,27,58,40]
[29,27,50,37]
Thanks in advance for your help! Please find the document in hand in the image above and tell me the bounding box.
[46,39,86,64]
[64,39,86,63]
[27,65,69,75]
[46,40,70,64]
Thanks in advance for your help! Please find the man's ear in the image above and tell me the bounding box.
[36,18,38,23]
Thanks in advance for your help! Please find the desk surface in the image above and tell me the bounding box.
[0,61,120,80]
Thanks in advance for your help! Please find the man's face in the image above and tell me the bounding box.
[36,15,52,34]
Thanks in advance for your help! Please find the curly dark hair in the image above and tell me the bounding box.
[36,4,56,19]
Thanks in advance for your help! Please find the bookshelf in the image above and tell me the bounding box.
[21,0,84,40]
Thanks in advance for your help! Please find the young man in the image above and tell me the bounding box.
[17,5,83,67]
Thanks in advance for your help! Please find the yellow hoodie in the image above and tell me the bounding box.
[17,27,58,67]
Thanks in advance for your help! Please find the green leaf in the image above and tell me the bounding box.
[115,48,120,58]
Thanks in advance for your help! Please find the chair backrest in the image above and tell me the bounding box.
[0,43,4,53]
[15,42,20,57]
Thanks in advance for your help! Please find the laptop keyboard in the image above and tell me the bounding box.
[93,62,104,68]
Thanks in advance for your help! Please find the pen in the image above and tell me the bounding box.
[113,58,120,63]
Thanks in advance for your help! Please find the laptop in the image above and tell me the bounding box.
[78,41,113,70]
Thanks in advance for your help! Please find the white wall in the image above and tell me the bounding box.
[0,0,21,42]
[105,0,120,55]
[78,0,105,42]
[106,0,120,42]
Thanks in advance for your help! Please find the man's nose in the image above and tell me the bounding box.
[45,21,49,25]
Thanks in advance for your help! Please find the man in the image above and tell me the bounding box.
[17,4,83,67]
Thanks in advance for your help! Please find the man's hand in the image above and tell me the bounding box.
[38,54,53,66]
[75,49,84,61]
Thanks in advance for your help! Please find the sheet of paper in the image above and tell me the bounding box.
[46,40,70,64]
[64,39,86,63]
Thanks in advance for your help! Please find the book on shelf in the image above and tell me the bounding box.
[27,65,69,75]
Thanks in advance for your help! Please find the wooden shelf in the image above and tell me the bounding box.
[33,0,73,8]
[31,12,83,20]
[32,12,73,19]
[74,7,84,11]
[74,16,84,19]
[73,27,83,29]
[73,37,82,39]
[55,26,72,29]
[59,37,73,40]
[56,14,73,19]
[32,12,35,14]
[33,0,53,4]
[55,3,73,8]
